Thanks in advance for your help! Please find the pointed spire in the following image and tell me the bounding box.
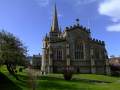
[51,3,59,32]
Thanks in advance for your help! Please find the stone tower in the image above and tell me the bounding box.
[41,4,60,74]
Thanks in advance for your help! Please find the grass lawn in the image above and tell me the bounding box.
[37,74,120,90]
[0,66,30,90]
[0,66,120,90]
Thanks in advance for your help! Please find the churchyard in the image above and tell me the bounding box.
[0,66,120,90]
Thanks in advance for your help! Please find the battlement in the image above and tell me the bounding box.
[91,38,105,45]
[65,24,91,34]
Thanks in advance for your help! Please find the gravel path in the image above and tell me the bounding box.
[27,68,41,90]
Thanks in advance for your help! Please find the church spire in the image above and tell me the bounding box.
[51,4,59,32]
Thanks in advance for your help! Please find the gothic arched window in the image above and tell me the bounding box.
[75,42,84,60]
[54,48,63,61]
[94,48,100,59]
[57,49,63,60]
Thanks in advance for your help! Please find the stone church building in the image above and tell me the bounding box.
[41,5,110,74]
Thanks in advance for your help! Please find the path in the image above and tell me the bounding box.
[27,68,41,90]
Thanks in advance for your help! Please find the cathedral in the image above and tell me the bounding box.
[41,5,110,74]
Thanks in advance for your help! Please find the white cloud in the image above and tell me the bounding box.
[107,23,120,32]
[99,0,120,21]
[98,0,120,32]
[35,0,49,7]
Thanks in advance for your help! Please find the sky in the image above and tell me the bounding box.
[0,0,120,57]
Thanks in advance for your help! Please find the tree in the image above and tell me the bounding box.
[63,66,73,81]
[0,30,27,80]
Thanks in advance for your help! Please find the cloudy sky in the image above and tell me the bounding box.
[0,0,120,56]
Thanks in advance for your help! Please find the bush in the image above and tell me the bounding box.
[19,68,23,72]
[64,72,72,80]
[63,66,73,80]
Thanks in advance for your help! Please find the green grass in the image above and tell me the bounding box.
[0,72,22,90]
[0,66,30,90]
[37,74,120,90]
[0,66,120,90]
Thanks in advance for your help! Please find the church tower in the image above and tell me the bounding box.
[41,4,60,74]
[49,4,60,40]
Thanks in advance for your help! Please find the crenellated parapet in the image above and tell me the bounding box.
[90,38,105,45]
[65,23,91,34]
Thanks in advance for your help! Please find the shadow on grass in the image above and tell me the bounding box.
[0,72,22,90]
[39,76,63,81]
[71,78,112,84]
[38,76,90,90]
[17,74,29,82]
[37,75,112,90]
[16,74,32,89]
[39,75,111,83]
[38,80,88,90]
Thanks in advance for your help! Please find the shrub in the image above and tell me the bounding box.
[64,72,72,80]
[63,66,73,80]
[19,68,23,72]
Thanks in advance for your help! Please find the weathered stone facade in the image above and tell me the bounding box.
[41,5,110,75]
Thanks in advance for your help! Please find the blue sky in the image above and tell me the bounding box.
[0,0,120,57]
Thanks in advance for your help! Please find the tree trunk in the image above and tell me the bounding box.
[6,64,19,80]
